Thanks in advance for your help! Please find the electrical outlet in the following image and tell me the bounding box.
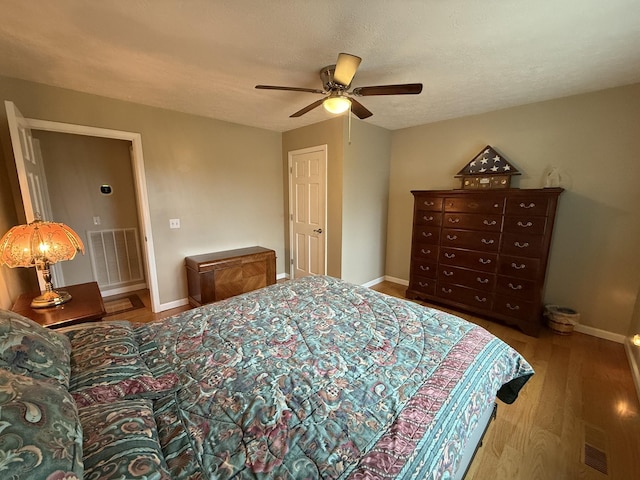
[169,218,180,229]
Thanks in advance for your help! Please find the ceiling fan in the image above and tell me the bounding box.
[255,53,423,119]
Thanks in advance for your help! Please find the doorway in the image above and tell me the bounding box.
[33,131,145,296]
[5,101,161,312]
[288,145,327,279]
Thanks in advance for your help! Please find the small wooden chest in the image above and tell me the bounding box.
[185,246,276,307]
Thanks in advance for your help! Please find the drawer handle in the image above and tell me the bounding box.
[421,248,431,254]
[419,281,430,287]
[443,270,453,276]
[448,218,460,223]
[423,215,434,221]
[511,263,526,270]
[422,232,433,238]
[420,265,430,271]
[519,202,536,209]
[508,283,523,290]
[423,201,435,206]
[479,258,492,264]
[477,277,489,284]
[514,241,529,248]
[441,287,452,294]
[444,253,455,259]
[447,234,458,240]
[506,303,520,310]
[474,296,487,302]
[483,220,497,226]
[517,221,533,228]
[493,203,500,208]
[481,238,494,244]
[468,202,479,209]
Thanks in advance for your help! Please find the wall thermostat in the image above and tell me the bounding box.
[100,185,113,195]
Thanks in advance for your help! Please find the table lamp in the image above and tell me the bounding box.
[0,219,85,308]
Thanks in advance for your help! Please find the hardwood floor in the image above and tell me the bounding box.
[104,281,640,479]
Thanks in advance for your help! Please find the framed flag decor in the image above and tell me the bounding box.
[455,145,520,189]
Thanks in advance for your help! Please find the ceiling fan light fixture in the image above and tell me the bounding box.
[323,96,351,114]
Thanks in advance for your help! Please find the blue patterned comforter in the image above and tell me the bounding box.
[135,275,533,479]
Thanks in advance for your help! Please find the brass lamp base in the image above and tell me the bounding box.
[30,290,72,308]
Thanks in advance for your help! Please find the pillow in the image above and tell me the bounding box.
[78,398,172,479]
[0,368,83,479]
[66,322,178,406]
[0,309,72,387]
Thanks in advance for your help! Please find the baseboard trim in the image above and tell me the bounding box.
[159,297,190,311]
[573,324,625,344]
[158,272,290,312]
[100,282,148,297]
[624,340,640,403]
[362,276,385,288]
[384,275,409,286]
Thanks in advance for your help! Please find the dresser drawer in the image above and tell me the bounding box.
[438,265,496,290]
[444,197,505,214]
[415,210,442,226]
[505,196,550,216]
[415,196,444,211]
[443,213,502,231]
[413,244,439,261]
[500,233,544,258]
[498,255,540,279]
[440,248,497,273]
[412,259,437,278]
[495,276,537,300]
[414,226,441,244]
[410,276,436,296]
[438,282,493,308]
[442,229,501,252]
[503,215,547,235]
[493,295,537,322]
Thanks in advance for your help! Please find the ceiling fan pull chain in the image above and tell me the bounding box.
[348,102,352,144]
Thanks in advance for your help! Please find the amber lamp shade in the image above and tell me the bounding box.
[0,219,85,308]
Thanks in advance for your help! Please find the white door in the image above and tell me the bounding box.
[288,145,327,279]
[5,101,53,223]
[5,100,60,289]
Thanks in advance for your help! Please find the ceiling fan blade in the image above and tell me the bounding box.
[256,85,325,94]
[333,53,362,87]
[352,83,423,96]
[290,98,325,117]
[349,98,373,119]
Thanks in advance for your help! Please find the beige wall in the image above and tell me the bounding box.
[386,83,640,336]
[342,119,391,284]
[0,76,284,306]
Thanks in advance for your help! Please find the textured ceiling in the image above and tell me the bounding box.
[1,1,640,132]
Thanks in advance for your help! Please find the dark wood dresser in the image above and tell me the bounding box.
[185,246,276,307]
[406,188,563,336]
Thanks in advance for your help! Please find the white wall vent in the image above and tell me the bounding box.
[87,228,144,288]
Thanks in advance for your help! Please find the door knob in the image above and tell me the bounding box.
[313,228,323,234]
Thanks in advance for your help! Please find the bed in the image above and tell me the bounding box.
[0,275,533,479]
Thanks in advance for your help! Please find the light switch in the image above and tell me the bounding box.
[169,218,180,229]
[93,216,101,225]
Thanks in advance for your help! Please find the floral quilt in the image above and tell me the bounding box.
[134,275,533,479]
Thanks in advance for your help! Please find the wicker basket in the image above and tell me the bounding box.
[545,305,580,335]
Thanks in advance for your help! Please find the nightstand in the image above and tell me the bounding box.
[11,281,106,329]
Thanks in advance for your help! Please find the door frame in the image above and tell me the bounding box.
[287,145,328,280]
[23,117,161,313]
